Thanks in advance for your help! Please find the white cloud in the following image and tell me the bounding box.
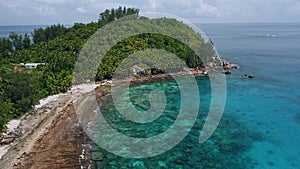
[36,0,67,5]
[0,0,25,8]
[148,0,162,10]
[0,0,300,25]
[34,6,56,15]
[195,1,218,17]
[210,0,300,22]
[145,0,219,19]
[76,6,87,13]
[86,0,137,11]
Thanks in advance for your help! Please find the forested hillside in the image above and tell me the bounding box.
[0,7,215,133]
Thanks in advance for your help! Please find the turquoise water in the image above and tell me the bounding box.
[91,23,300,169]
[92,77,259,168]
[200,23,300,169]
[3,23,298,168]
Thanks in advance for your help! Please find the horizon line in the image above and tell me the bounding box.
[1,21,300,27]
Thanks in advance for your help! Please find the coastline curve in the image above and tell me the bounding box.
[72,12,226,158]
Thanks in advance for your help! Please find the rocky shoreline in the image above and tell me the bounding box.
[0,59,239,168]
[0,85,102,169]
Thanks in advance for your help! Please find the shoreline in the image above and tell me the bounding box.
[0,63,237,168]
[0,83,101,168]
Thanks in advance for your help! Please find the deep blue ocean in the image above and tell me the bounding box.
[2,23,299,168]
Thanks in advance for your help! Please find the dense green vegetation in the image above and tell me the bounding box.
[0,7,215,133]
[96,33,204,80]
[32,24,67,43]
[0,22,99,132]
[98,6,139,26]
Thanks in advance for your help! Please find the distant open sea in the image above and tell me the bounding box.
[2,23,300,169]
[0,25,72,37]
[198,23,300,169]
[0,25,49,37]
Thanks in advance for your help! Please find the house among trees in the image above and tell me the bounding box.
[20,63,45,69]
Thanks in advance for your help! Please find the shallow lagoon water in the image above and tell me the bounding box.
[92,76,261,169]
[90,23,300,169]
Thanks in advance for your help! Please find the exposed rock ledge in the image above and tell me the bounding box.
[0,84,102,169]
[0,59,238,168]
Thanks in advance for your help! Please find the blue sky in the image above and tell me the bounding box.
[0,0,300,25]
